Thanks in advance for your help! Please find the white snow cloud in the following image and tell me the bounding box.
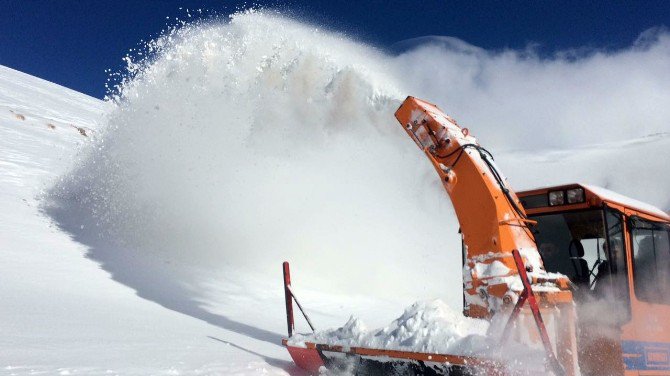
[390,27,670,150]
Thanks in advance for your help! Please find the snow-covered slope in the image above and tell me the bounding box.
[0,65,312,375]
[0,63,407,376]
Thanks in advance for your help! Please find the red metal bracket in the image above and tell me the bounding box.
[283,261,295,337]
[283,261,316,338]
[501,250,565,376]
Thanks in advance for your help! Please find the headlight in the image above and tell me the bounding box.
[567,188,585,204]
[549,191,565,206]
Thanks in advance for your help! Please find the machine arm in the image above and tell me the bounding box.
[394,96,571,318]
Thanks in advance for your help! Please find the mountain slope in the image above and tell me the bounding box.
[0,65,303,375]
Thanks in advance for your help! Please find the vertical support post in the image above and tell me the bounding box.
[283,261,295,338]
[501,250,566,376]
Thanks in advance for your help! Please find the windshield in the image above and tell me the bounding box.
[529,209,627,303]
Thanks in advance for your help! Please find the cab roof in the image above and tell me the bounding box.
[518,183,670,222]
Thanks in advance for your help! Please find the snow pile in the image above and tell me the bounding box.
[289,299,491,355]
[473,260,511,277]
[289,300,551,373]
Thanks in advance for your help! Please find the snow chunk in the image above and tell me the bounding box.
[518,247,543,273]
[474,260,511,278]
[289,299,491,355]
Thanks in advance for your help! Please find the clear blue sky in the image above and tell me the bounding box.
[2,0,668,99]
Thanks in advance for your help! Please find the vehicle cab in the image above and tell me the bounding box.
[518,184,670,375]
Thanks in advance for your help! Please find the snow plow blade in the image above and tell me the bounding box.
[280,262,502,375]
[282,339,502,375]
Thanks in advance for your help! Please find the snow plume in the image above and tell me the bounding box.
[48,10,461,305]
[47,9,670,325]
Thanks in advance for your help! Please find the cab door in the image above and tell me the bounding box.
[622,213,670,375]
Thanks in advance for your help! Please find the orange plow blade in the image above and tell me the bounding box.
[282,339,506,375]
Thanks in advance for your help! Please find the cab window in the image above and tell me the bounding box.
[530,209,628,304]
[630,217,670,304]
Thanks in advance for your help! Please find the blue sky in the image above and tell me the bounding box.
[2,0,669,99]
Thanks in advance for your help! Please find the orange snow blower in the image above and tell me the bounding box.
[282,96,670,375]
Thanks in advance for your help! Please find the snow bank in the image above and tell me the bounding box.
[288,299,553,374]
[289,299,491,355]
[0,66,256,375]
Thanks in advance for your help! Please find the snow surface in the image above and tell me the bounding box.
[0,65,312,375]
[0,63,406,375]
[2,9,670,376]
